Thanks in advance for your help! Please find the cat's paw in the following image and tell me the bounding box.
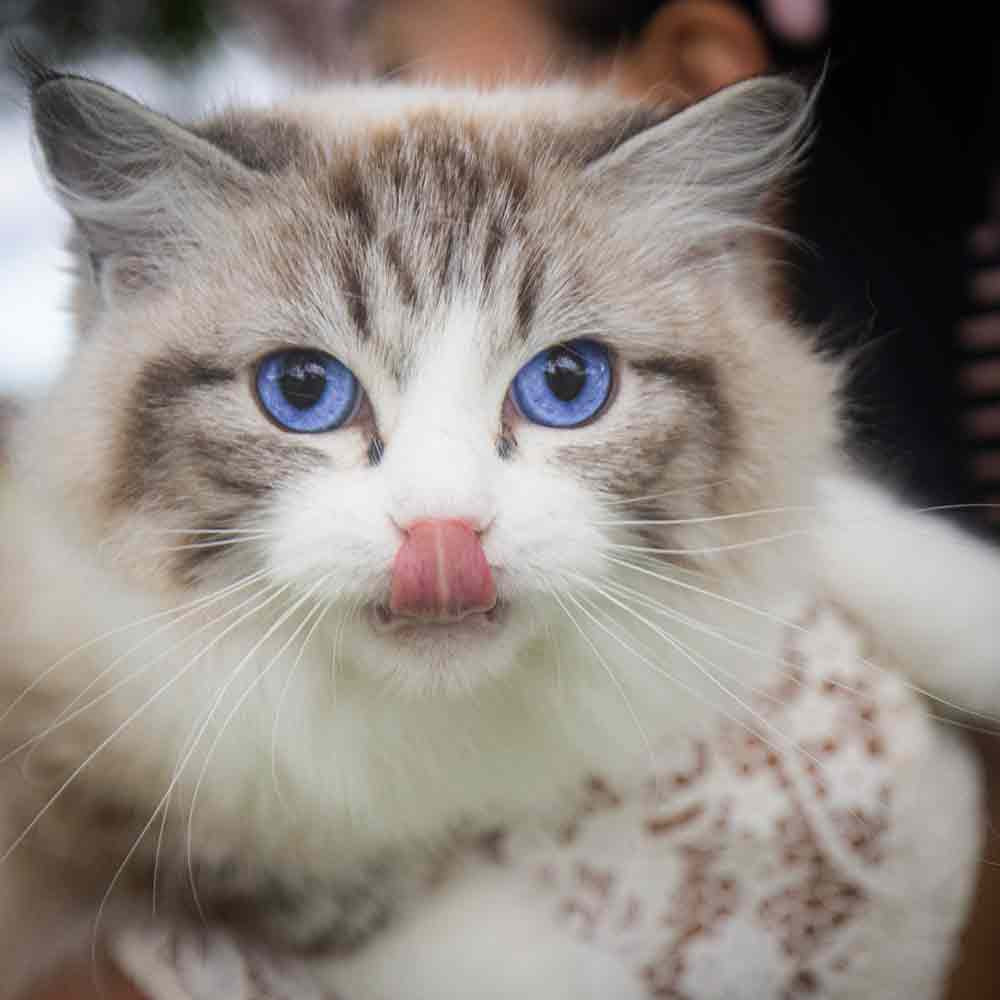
[320,864,645,1000]
[115,924,326,1000]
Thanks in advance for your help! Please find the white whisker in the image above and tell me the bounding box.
[608,553,1000,729]
[600,481,732,507]
[593,505,813,527]
[574,586,789,716]
[596,577,989,736]
[0,584,290,868]
[5,574,275,770]
[147,528,277,536]
[90,795,168,978]
[606,529,809,556]
[184,576,334,922]
[151,785,171,917]
[599,500,1000,532]
[571,576,839,791]
[271,596,336,808]
[606,553,801,627]
[327,594,359,707]
[552,575,756,738]
[568,576,929,889]
[600,576,837,688]
[547,586,651,755]
[0,569,270,732]
[150,537,271,556]
[624,550,719,581]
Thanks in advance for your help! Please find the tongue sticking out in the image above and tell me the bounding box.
[389,520,497,623]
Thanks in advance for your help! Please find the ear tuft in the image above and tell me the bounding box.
[23,66,257,304]
[583,75,816,251]
[8,41,62,93]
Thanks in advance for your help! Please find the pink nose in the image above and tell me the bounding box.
[389,520,496,622]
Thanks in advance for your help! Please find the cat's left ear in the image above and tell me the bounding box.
[583,75,814,246]
[23,59,258,302]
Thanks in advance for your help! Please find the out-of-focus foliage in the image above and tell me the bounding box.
[0,0,226,64]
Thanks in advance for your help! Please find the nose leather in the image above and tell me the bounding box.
[389,520,496,621]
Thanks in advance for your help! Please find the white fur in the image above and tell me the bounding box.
[817,473,1000,711]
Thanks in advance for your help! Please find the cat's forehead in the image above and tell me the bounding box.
[280,82,657,153]
[195,87,648,380]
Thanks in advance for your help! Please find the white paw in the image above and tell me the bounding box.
[322,865,644,1000]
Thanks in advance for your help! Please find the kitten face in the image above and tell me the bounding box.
[18,74,837,702]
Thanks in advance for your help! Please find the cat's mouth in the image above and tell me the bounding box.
[369,600,504,636]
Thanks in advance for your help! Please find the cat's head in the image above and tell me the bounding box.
[19,67,837,696]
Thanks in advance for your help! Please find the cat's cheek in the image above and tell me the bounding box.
[261,472,399,597]
[489,461,612,587]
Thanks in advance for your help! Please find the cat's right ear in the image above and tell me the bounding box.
[23,58,255,303]
[581,75,815,254]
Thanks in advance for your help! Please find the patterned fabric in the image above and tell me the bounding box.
[114,602,982,1000]
[961,209,1000,535]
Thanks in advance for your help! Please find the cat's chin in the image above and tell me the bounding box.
[351,600,522,692]
[368,600,504,636]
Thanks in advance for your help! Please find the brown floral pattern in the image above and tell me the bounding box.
[114,602,982,1000]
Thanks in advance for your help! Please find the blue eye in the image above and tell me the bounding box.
[511,339,612,428]
[256,350,359,432]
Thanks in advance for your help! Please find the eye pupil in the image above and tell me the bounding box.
[280,359,327,409]
[544,348,586,402]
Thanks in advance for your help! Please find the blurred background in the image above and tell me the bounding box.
[3,3,1000,997]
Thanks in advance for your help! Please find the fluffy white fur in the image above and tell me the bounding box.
[0,72,998,996]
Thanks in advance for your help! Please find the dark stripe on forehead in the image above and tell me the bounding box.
[315,116,546,348]
[324,161,375,245]
[332,247,371,341]
[323,162,375,338]
[481,221,504,291]
[369,115,532,285]
[516,248,546,340]
[380,119,490,226]
[437,227,456,288]
[384,230,418,309]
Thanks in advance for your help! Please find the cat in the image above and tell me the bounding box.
[2,61,1000,996]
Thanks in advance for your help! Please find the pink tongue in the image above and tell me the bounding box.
[390,520,496,621]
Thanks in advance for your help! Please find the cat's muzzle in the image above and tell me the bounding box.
[386,519,497,625]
